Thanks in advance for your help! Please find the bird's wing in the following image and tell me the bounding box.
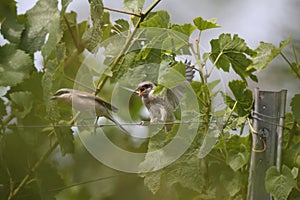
[165,62,195,110]
[76,92,118,113]
[184,60,195,82]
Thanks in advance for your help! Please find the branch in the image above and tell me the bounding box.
[103,6,141,17]
[8,140,59,200]
[94,0,162,95]
[63,15,84,52]
[8,113,79,199]
[281,52,300,79]
[222,101,238,133]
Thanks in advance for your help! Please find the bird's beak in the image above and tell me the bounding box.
[138,88,145,96]
[50,96,57,100]
[121,86,139,96]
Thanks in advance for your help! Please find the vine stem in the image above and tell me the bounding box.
[281,52,300,79]
[103,6,141,17]
[94,0,162,95]
[8,113,79,199]
[8,140,59,200]
[222,101,238,133]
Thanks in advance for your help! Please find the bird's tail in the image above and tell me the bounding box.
[106,114,130,136]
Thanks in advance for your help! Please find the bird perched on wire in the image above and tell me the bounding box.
[125,60,195,131]
[51,88,129,135]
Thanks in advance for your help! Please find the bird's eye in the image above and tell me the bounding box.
[55,90,69,96]
[140,88,146,92]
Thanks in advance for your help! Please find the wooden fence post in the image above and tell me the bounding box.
[247,88,287,200]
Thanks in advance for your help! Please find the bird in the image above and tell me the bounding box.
[129,60,195,131]
[50,88,129,135]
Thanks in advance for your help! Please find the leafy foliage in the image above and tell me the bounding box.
[265,165,296,200]
[210,33,257,81]
[0,0,299,199]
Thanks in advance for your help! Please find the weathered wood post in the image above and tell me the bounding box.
[247,88,287,200]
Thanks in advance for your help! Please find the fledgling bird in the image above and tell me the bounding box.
[51,88,129,135]
[134,61,195,131]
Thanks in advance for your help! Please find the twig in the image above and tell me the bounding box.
[95,0,162,95]
[222,101,238,132]
[63,15,83,52]
[281,52,300,79]
[8,140,59,200]
[49,174,127,192]
[64,75,95,93]
[1,114,15,127]
[8,111,79,199]
[103,6,141,17]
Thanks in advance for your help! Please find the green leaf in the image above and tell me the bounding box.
[210,34,256,81]
[291,167,299,179]
[171,23,196,36]
[0,44,33,87]
[250,38,290,71]
[162,31,190,54]
[0,0,25,44]
[165,156,206,194]
[193,17,220,31]
[290,62,300,78]
[198,124,220,158]
[1,15,25,44]
[42,60,65,121]
[123,0,145,13]
[120,63,160,88]
[158,61,186,89]
[82,0,104,52]
[113,19,130,33]
[111,51,138,83]
[140,11,170,28]
[9,91,34,118]
[291,94,300,122]
[36,162,65,198]
[54,120,74,155]
[226,80,253,117]
[143,171,162,194]
[0,87,7,120]
[227,136,249,171]
[265,165,295,200]
[20,0,62,56]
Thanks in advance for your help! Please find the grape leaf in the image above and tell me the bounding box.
[210,33,257,81]
[0,44,33,87]
[54,120,74,155]
[171,23,196,36]
[9,91,34,118]
[250,38,290,71]
[113,19,130,33]
[227,135,249,171]
[265,165,295,200]
[20,0,62,58]
[123,0,145,13]
[193,17,220,31]
[140,11,170,28]
[82,0,104,52]
[226,80,253,117]
[291,94,300,122]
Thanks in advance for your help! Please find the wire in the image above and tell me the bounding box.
[3,120,218,129]
[247,117,267,152]
[49,174,128,192]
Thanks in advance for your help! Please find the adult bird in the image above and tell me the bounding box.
[51,88,129,135]
[132,61,195,131]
